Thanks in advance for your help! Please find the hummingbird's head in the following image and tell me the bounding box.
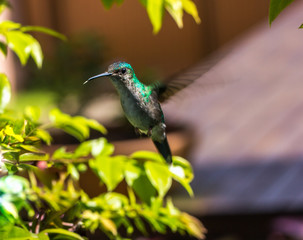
[108,62,134,80]
[84,61,135,85]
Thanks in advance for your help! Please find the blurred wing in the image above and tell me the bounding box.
[154,49,229,103]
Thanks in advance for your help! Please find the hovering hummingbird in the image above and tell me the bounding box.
[84,60,219,163]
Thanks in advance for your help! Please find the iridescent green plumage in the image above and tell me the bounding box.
[85,61,172,163]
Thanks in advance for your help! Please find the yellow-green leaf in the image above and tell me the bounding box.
[147,0,164,34]
[181,0,201,24]
[165,0,183,28]
[269,0,294,25]
[4,125,23,142]
[145,161,172,197]
[0,73,11,113]
[19,152,49,162]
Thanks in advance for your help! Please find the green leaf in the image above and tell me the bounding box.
[19,152,49,162]
[147,0,164,34]
[181,0,201,24]
[165,0,183,28]
[0,225,35,240]
[21,25,67,41]
[5,30,43,68]
[89,155,126,191]
[0,0,10,15]
[20,144,43,153]
[49,108,89,141]
[37,232,50,240]
[124,160,142,186]
[52,147,74,159]
[0,200,18,218]
[145,161,172,197]
[299,23,303,29]
[29,38,43,68]
[0,73,11,113]
[74,138,114,158]
[0,41,7,56]
[4,125,24,142]
[24,105,40,122]
[68,163,79,180]
[101,0,115,9]
[269,0,295,25]
[73,116,107,135]
[170,156,193,196]
[40,228,85,240]
[35,129,52,145]
[130,151,163,162]
[0,175,30,195]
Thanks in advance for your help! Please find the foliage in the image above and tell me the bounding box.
[0,97,205,240]
[269,0,303,28]
[0,2,205,239]
[100,0,201,34]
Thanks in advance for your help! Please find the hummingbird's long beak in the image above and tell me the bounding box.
[83,72,112,85]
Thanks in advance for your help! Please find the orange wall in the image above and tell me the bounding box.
[21,0,268,79]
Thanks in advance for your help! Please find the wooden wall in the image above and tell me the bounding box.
[18,0,269,79]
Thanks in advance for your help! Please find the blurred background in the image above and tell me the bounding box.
[3,0,303,239]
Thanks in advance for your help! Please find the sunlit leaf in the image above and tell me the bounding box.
[5,30,43,68]
[269,0,294,25]
[74,138,114,158]
[0,73,11,113]
[68,163,79,180]
[40,228,85,240]
[124,160,142,186]
[0,0,10,15]
[78,117,107,135]
[0,201,18,218]
[100,216,118,236]
[24,106,40,122]
[19,145,43,155]
[4,125,23,142]
[19,152,49,162]
[21,25,67,41]
[181,0,201,24]
[180,212,206,239]
[49,108,89,141]
[90,156,126,191]
[35,129,52,145]
[0,20,21,30]
[0,225,35,240]
[145,161,172,197]
[52,147,74,159]
[165,0,183,28]
[37,232,50,240]
[130,151,163,162]
[147,0,164,34]
[299,23,303,29]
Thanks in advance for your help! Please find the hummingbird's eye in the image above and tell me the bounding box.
[121,68,127,74]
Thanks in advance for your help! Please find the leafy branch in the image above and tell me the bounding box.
[100,0,201,34]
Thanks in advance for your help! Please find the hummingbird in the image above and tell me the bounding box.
[84,59,221,163]
[84,62,174,163]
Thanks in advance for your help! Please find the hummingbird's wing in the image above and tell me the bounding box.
[154,49,229,103]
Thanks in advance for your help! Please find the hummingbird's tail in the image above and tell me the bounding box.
[152,137,172,164]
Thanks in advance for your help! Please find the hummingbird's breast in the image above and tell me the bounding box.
[113,80,162,131]
[122,90,162,131]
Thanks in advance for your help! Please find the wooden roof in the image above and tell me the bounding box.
[165,1,303,215]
